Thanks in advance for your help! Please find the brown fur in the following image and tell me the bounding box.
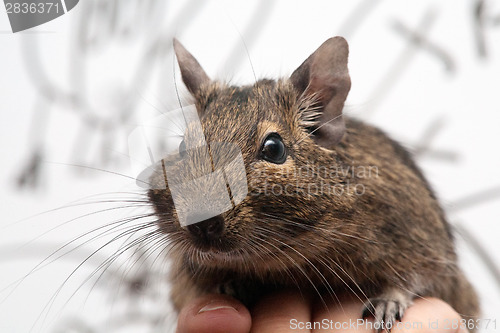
[148,39,479,327]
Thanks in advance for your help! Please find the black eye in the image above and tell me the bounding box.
[261,133,287,164]
[179,139,187,158]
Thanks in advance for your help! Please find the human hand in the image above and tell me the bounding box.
[176,291,465,333]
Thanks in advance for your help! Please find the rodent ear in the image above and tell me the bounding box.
[173,38,211,95]
[290,37,351,148]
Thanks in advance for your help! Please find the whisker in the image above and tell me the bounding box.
[252,225,328,309]
[1,212,157,304]
[31,221,160,331]
[44,161,154,187]
[254,213,376,315]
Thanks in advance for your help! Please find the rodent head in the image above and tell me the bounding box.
[148,37,354,275]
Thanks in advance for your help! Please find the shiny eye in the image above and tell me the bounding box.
[260,133,287,164]
[179,139,187,158]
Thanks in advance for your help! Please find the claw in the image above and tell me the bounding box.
[361,292,413,333]
[362,301,376,319]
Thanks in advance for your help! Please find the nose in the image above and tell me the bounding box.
[187,215,224,243]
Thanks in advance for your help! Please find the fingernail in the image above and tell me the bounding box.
[198,300,238,314]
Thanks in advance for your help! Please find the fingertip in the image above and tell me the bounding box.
[392,297,462,333]
[177,294,251,333]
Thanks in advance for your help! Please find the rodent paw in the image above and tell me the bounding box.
[362,293,412,333]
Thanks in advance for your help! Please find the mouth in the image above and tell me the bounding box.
[189,236,234,252]
[192,247,249,265]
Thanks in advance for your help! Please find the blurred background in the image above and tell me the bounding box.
[1,0,499,332]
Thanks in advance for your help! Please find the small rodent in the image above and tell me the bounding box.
[148,37,480,328]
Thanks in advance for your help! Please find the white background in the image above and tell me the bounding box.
[0,0,499,332]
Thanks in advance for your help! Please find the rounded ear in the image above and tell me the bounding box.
[290,37,351,148]
[173,38,211,95]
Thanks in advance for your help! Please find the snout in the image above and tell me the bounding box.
[186,214,226,249]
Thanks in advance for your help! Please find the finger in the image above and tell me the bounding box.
[311,295,463,333]
[311,294,371,333]
[250,290,312,333]
[392,297,463,333]
[176,293,251,333]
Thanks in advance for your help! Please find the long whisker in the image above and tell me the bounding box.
[43,160,155,187]
[31,220,160,331]
[254,212,376,315]
[252,225,328,309]
[1,212,156,303]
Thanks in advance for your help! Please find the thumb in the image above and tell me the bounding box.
[176,294,251,333]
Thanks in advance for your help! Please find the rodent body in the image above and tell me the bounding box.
[148,37,479,328]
